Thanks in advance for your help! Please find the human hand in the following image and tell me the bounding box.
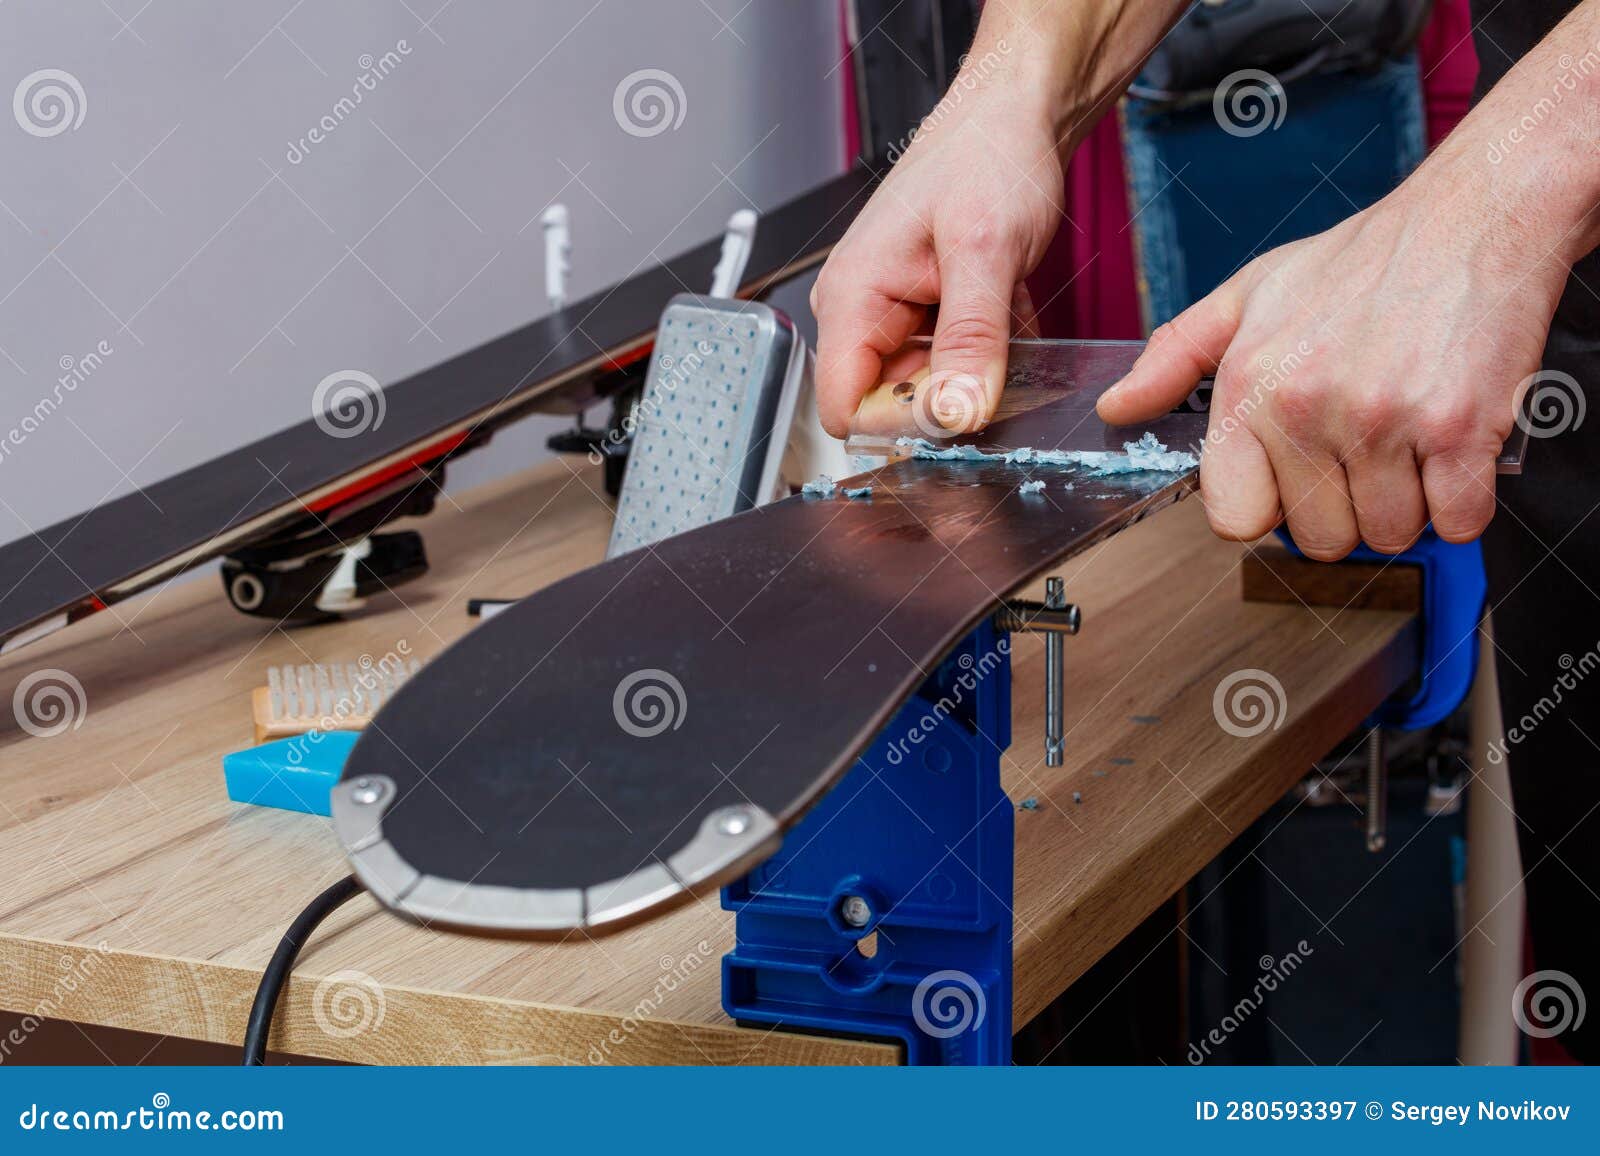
[810,79,1063,439]
[1096,165,1570,559]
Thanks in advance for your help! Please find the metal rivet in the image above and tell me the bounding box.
[715,807,751,836]
[891,380,916,403]
[351,778,382,806]
[840,894,872,928]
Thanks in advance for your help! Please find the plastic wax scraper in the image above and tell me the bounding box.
[223,731,359,816]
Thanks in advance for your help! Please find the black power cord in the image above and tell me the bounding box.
[242,874,365,1065]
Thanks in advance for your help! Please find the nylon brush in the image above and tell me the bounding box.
[251,660,421,743]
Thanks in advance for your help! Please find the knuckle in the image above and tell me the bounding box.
[1431,499,1493,542]
[1211,363,1256,409]
[956,215,1006,255]
[1416,404,1478,452]
[1203,503,1276,542]
[1344,390,1397,436]
[1427,474,1495,539]
[1422,469,1471,513]
[1361,522,1424,556]
[1199,481,1278,542]
[936,311,1008,355]
[1295,532,1360,562]
[1273,379,1327,429]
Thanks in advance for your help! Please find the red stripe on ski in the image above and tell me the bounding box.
[308,433,470,514]
[604,343,652,373]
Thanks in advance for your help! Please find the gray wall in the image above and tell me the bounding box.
[0,0,843,537]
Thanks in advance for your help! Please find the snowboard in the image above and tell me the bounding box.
[329,345,1208,934]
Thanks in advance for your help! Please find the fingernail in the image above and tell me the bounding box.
[932,373,986,430]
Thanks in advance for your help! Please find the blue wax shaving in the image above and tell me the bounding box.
[897,431,1197,474]
[801,475,837,497]
[1018,479,1045,495]
[1018,797,1040,811]
[843,485,873,499]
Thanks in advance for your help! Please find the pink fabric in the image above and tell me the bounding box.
[1417,0,1480,144]
[1027,118,1142,340]
[839,0,861,168]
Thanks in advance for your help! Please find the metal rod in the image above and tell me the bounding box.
[1045,578,1065,767]
[992,601,1081,635]
[1365,727,1387,853]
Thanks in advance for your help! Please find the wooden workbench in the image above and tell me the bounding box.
[0,457,1415,1064]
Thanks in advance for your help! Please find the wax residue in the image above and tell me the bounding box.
[1018,479,1045,495]
[803,478,874,500]
[897,431,1198,474]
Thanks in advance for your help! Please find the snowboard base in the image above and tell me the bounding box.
[332,385,1207,934]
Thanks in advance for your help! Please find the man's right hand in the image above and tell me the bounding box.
[810,75,1065,439]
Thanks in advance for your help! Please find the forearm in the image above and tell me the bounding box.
[957,0,1189,155]
[1416,1,1600,270]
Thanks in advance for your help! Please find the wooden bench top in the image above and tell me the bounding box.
[0,458,1415,1064]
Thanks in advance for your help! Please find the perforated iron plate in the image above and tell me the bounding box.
[607,295,801,558]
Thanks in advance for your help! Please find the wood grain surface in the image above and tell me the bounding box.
[0,457,1416,1063]
[1240,544,1424,613]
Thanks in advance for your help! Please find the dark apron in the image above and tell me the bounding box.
[1473,0,1600,1064]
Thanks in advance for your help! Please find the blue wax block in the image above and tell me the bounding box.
[222,731,359,816]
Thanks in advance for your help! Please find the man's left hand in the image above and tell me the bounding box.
[1096,164,1570,559]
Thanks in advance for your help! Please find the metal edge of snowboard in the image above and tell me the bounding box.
[327,466,1200,937]
[331,772,785,935]
[0,166,880,657]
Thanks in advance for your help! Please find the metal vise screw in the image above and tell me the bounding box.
[994,578,1080,767]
